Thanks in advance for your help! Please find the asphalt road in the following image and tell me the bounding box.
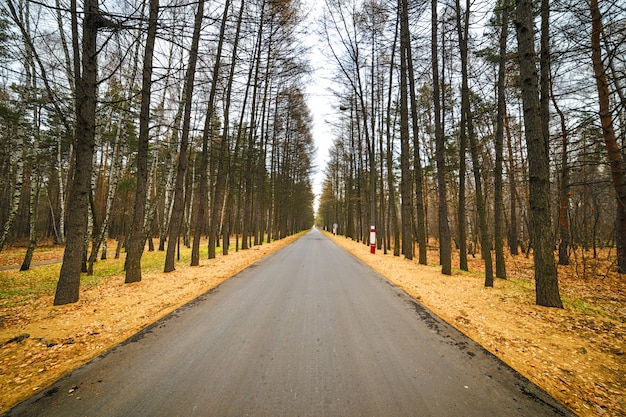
[4,229,574,417]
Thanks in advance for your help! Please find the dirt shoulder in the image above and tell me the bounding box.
[0,234,301,413]
[327,233,625,417]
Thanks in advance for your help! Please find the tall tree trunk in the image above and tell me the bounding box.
[193,0,230,264]
[56,133,67,244]
[213,0,244,258]
[433,0,452,275]
[590,0,626,273]
[125,0,158,282]
[88,7,140,271]
[505,110,518,255]
[552,79,570,266]
[515,0,562,307]
[404,3,427,265]
[54,0,99,305]
[455,0,468,272]
[159,99,182,252]
[386,12,400,257]
[494,0,509,278]
[242,2,266,250]
[399,0,412,260]
[98,127,124,261]
[164,0,204,272]
[20,170,40,271]
[468,103,494,287]
[0,128,24,252]
[458,0,493,286]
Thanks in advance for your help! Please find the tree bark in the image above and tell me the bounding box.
[126,0,159,282]
[399,0,413,260]
[590,0,626,273]
[494,0,509,278]
[54,0,99,305]
[404,1,427,265]
[20,171,40,271]
[433,0,452,275]
[192,0,230,264]
[455,0,468,272]
[505,110,518,255]
[386,12,400,257]
[242,1,266,250]
[457,0,493,286]
[164,0,204,272]
[515,0,562,307]
[0,125,24,252]
[552,78,570,266]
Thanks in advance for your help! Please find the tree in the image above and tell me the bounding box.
[0,1,30,253]
[210,0,245,259]
[399,0,412,260]
[589,0,626,274]
[514,0,562,308]
[193,0,230,264]
[164,0,204,273]
[455,0,469,272]
[553,69,570,266]
[457,0,493,286]
[385,12,400,257]
[404,1,427,265]
[54,0,100,305]
[493,0,509,278]
[126,0,159,283]
[433,0,452,275]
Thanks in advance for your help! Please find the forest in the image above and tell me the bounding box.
[0,0,624,309]
[315,0,625,308]
[0,0,316,305]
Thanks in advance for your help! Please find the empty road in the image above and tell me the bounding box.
[4,229,574,417]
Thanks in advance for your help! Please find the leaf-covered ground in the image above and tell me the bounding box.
[0,232,624,416]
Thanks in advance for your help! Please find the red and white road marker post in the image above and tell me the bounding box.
[370,225,376,254]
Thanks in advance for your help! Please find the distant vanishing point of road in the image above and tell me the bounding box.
[4,228,575,417]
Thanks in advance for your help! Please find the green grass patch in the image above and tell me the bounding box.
[562,296,606,317]
[0,264,61,307]
[452,267,474,275]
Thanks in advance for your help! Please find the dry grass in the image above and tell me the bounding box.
[0,234,302,413]
[328,233,625,417]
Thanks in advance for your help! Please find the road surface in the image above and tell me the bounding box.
[4,229,574,416]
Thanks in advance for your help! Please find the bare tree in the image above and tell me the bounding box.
[164,0,205,273]
[494,0,509,278]
[126,0,159,283]
[193,0,231,264]
[399,0,413,260]
[54,0,101,305]
[433,0,452,275]
[515,0,562,307]
[590,0,626,273]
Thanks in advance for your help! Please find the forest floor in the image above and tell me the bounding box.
[0,231,624,416]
